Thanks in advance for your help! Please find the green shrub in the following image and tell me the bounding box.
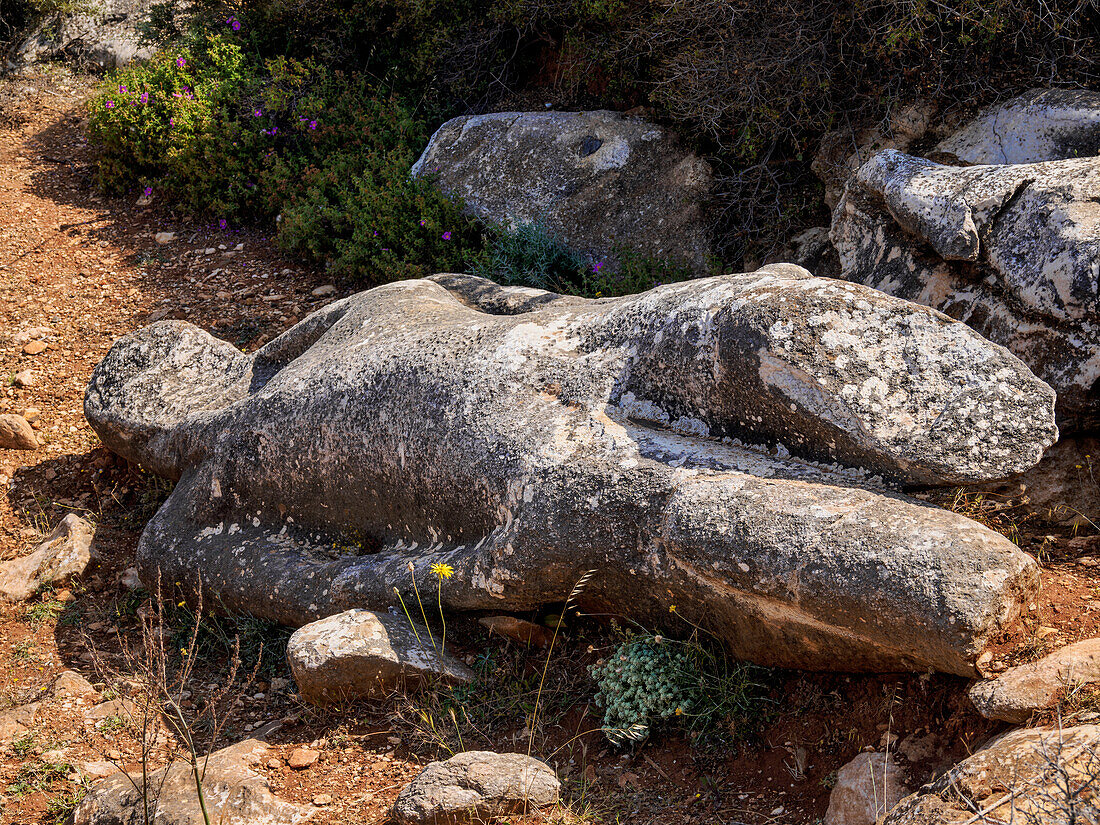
[88,30,483,285]
[591,635,700,743]
[591,632,775,746]
[471,222,697,298]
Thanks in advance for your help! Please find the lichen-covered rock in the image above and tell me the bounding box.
[0,514,93,602]
[287,609,474,704]
[392,751,559,825]
[833,148,1100,429]
[883,724,1100,824]
[70,739,313,825]
[933,88,1100,166]
[969,638,1100,723]
[411,111,714,273]
[825,753,910,825]
[85,268,1053,675]
[16,0,157,70]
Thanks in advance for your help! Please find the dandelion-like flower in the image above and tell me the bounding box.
[430,562,455,579]
[442,231,451,241]
[105,100,115,109]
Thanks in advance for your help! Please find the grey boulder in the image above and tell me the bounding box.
[16,0,156,70]
[834,148,1100,428]
[0,514,93,602]
[287,609,475,705]
[969,638,1100,724]
[883,724,1100,824]
[392,751,559,825]
[934,88,1100,166]
[84,268,1053,675]
[412,111,714,273]
[70,738,313,825]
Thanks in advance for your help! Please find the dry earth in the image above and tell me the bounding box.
[1,68,1099,825]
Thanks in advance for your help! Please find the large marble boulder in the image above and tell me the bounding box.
[933,88,1100,166]
[833,149,1100,429]
[411,111,714,273]
[84,267,1056,675]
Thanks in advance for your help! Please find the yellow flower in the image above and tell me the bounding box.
[430,562,455,580]
[669,604,677,613]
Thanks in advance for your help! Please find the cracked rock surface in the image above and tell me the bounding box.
[833,148,1100,429]
[85,267,1055,674]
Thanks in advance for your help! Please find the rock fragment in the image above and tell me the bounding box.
[0,414,37,450]
[392,751,560,825]
[287,610,475,705]
[969,638,1100,723]
[0,514,93,602]
[825,753,910,825]
[70,738,312,825]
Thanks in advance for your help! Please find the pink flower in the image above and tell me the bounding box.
[143,186,153,197]
[139,92,149,103]
[309,120,317,130]
[176,56,187,68]
[119,84,128,94]
[105,100,115,109]
[219,219,228,230]
[442,231,451,241]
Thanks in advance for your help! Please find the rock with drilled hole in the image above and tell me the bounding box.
[393,751,559,825]
[85,267,1056,675]
[0,514,93,602]
[70,738,312,825]
[969,637,1100,723]
[287,609,474,704]
[833,149,1100,430]
[933,88,1100,166]
[883,724,1100,824]
[825,752,910,825]
[412,111,714,273]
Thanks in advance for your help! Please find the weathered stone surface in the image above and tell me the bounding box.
[825,752,910,825]
[393,751,559,825]
[70,738,313,825]
[834,148,1100,428]
[16,0,156,70]
[0,413,37,450]
[934,88,1100,166]
[287,609,475,705]
[0,514,93,602]
[412,111,714,273]
[883,724,1100,824]
[969,638,1100,723]
[53,670,99,702]
[0,702,38,745]
[85,268,1052,675]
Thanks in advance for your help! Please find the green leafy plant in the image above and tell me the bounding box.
[590,634,700,744]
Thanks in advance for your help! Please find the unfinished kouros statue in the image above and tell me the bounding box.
[85,265,1057,675]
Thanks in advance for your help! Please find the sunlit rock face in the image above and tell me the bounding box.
[85,267,1056,675]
